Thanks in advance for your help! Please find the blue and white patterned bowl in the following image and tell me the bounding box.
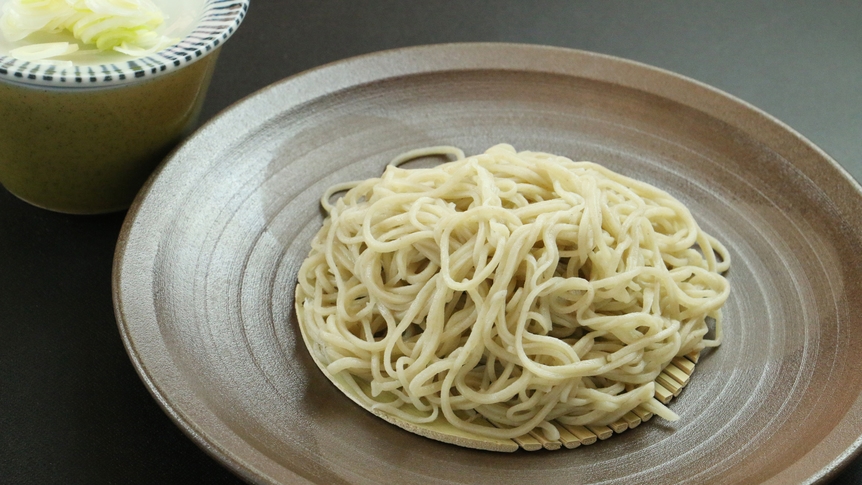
[0,0,248,87]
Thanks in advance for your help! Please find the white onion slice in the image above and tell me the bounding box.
[1,0,175,61]
[9,41,79,61]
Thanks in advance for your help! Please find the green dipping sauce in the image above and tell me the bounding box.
[0,51,219,214]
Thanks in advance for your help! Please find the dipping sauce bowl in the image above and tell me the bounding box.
[0,0,249,214]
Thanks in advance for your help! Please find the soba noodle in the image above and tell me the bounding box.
[295,144,730,441]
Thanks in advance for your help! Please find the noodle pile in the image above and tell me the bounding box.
[295,144,730,441]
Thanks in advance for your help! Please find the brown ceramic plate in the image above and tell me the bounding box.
[113,43,862,484]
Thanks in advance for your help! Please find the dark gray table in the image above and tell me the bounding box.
[2,2,861,483]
